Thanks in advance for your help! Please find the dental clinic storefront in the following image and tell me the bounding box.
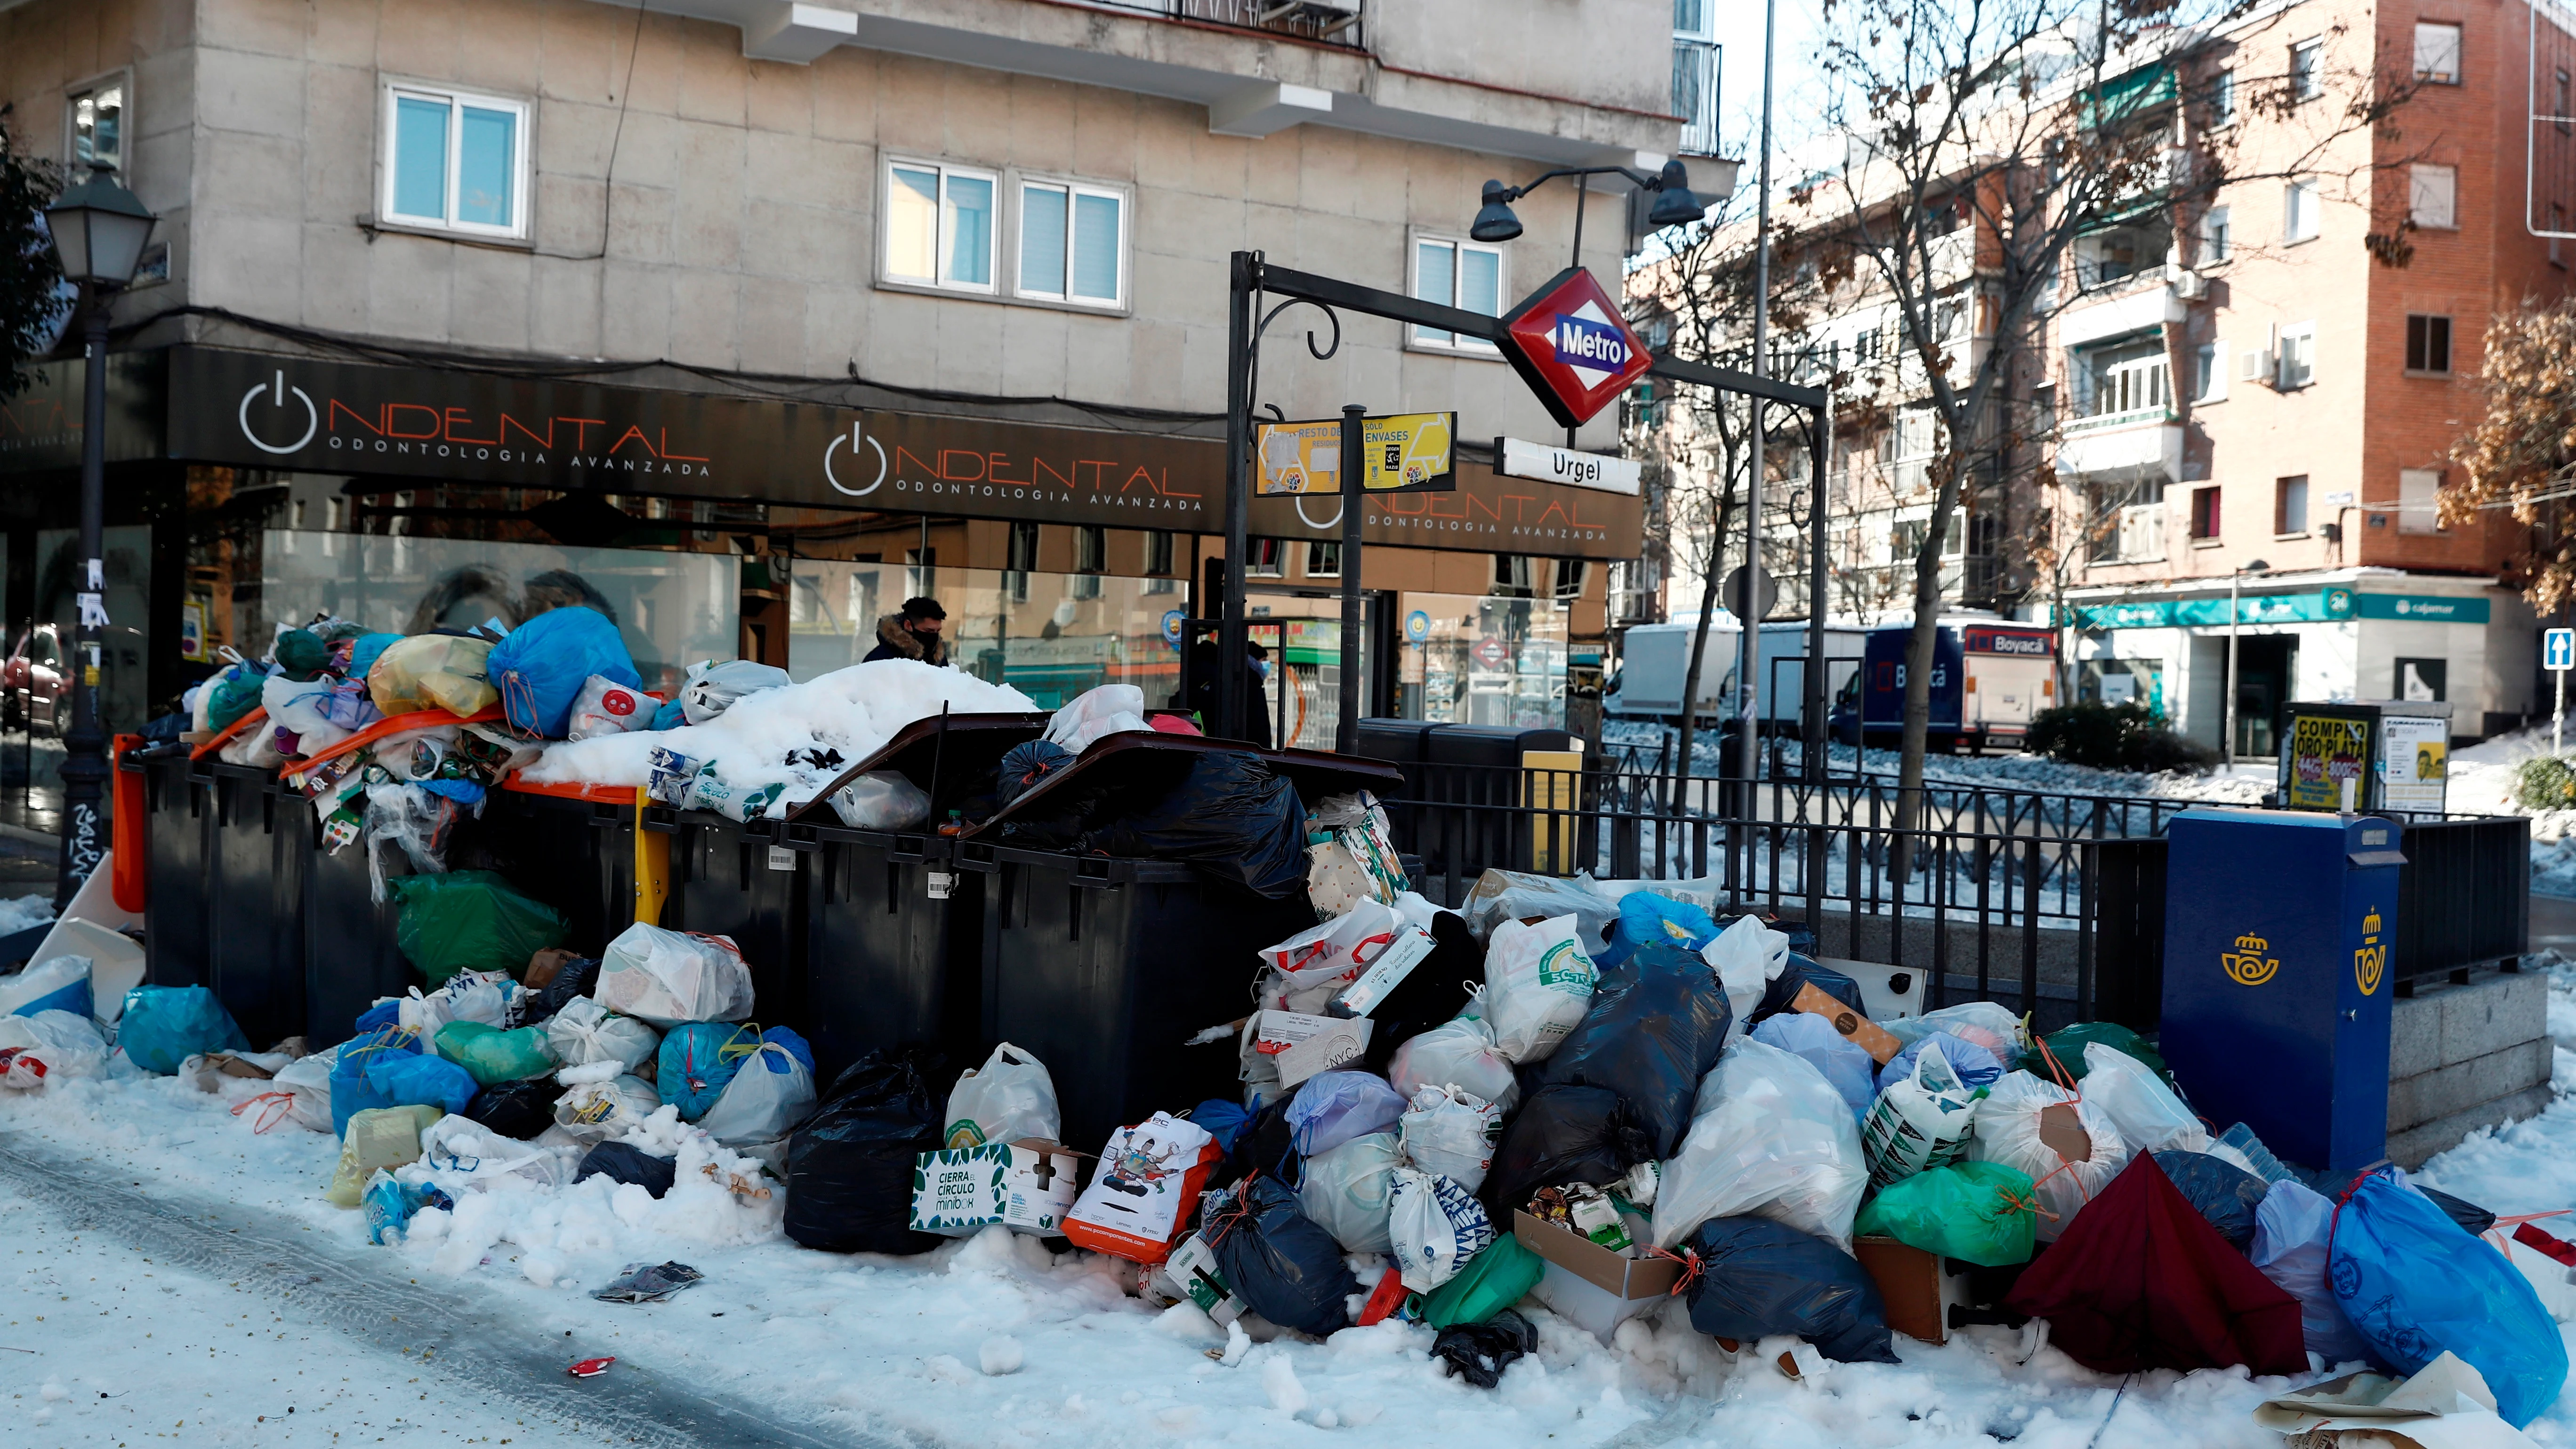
[2065,571,2539,755]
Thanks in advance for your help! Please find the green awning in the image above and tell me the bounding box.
[2080,64,2178,127]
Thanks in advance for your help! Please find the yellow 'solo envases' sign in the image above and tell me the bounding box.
[2285,714,2370,811]
[1254,412,1457,495]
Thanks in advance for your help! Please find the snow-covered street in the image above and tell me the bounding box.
[3,968,2575,1449]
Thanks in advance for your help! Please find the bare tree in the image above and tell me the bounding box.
[2445,296,2576,611]
[1804,0,2419,829]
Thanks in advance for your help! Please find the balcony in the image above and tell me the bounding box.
[2088,501,2167,566]
[2056,405,2182,479]
[1078,0,1361,47]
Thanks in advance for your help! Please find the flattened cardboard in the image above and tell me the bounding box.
[1791,981,1903,1063]
[1852,1234,1969,1345]
[1254,1009,1373,1088]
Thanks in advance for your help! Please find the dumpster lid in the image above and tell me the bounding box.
[961,733,1404,838]
[784,711,1051,822]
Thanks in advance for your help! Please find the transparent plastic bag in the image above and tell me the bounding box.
[367,634,497,717]
[1884,1000,2024,1060]
[1398,1083,1502,1194]
[1388,1014,1520,1114]
[552,1072,663,1143]
[1651,1036,1868,1251]
[828,771,932,831]
[943,1042,1061,1148]
[2080,1040,2209,1154]
[1298,1130,1402,1254]
[593,922,755,1027]
[544,997,660,1073]
[1701,912,1789,1032]
[1460,869,1616,948]
[680,659,792,725]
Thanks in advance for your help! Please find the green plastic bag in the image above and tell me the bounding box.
[1853,1160,2039,1267]
[1419,1232,1545,1328]
[2024,1021,2169,1086]
[205,668,266,733]
[434,1021,559,1087]
[389,870,568,986]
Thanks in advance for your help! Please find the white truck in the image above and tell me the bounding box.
[1609,618,1870,732]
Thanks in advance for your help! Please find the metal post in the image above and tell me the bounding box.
[55,295,111,907]
[1337,403,1366,755]
[1220,252,1257,741]
[1804,394,1830,782]
[2224,570,2240,765]
[2558,666,2566,755]
[1735,0,1779,791]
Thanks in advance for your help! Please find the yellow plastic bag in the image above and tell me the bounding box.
[368,635,498,717]
[325,1103,443,1208]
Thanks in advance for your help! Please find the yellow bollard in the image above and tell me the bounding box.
[633,787,670,927]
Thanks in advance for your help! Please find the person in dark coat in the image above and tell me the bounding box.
[1183,637,1272,749]
[863,596,949,666]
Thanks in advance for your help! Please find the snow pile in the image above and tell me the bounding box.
[0,892,55,936]
[523,659,1034,792]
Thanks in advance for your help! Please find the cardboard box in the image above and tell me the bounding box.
[1515,1209,1683,1341]
[1851,1235,1970,1344]
[1157,1232,1243,1325]
[1253,1009,1373,1089]
[909,1140,1084,1236]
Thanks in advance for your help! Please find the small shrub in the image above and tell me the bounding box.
[2513,755,2576,811]
[2025,701,2221,775]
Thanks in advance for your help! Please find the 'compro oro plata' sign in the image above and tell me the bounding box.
[1254,413,1456,496]
[2285,714,2369,811]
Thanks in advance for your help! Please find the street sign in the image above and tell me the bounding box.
[1472,636,1508,668]
[1497,267,1655,428]
[1722,564,1778,622]
[2550,628,2575,752]
[1405,609,1431,644]
[1495,435,1642,495]
[1254,412,1456,495]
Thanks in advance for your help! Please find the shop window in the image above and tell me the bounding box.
[382,84,529,239]
[1304,540,1341,579]
[2398,467,2444,533]
[66,75,125,172]
[1410,234,1505,352]
[884,158,997,293]
[1246,537,1286,578]
[2414,22,2462,84]
[2276,474,2309,534]
[2190,485,2222,539]
[2409,164,2456,230]
[2405,314,2452,374]
[1016,178,1127,307]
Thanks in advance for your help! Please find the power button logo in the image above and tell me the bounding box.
[238,369,317,455]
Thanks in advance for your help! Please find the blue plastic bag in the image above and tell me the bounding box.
[1285,1070,1408,1158]
[1878,1030,2005,1096]
[2331,1168,2568,1426]
[1594,892,1720,969]
[346,632,403,682]
[353,999,402,1034]
[486,606,640,739]
[118,986,250,1075]
[1752,1011,1878,1118]
[363,1175,453,1246]
[660,1022,759,1121]
[330,1025,425,1136]
[651,699,686,731]
[1190,1099,1252,1153]
[361,1052,478,1121]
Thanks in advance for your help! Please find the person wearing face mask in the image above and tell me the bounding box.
[864,596,949,666]
[1182,635,1272,749]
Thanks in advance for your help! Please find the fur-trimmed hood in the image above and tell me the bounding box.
[873,612,947,665]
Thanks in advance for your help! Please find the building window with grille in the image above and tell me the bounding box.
[2405,314,2452,374]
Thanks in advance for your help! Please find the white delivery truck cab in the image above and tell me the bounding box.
[1610,617,1868,733]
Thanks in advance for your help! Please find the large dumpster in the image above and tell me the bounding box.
[201,761,307,1049]
[135,747,209,990]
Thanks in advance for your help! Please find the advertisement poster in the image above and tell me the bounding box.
[2286,714,2370,811]
[2379,714,2450,814]
[1255,413,1456,495]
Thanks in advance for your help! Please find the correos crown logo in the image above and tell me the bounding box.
[2221,932,2279,987]
[2355,906,2385,995]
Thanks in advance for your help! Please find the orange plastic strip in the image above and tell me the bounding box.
[190,707,266,760]
[283,703,504,780]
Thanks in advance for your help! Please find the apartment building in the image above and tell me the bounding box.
[0,0,1715,775]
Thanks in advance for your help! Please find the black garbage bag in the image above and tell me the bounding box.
[1682,1216,1900,1364]
[1361,911,1487,1075]
[1207,1175,1357,1338]
[2153,1150,2270,1250]
[782,1046,951,1255]
[464,1078,563,1141]
[1482,1084,1655,1216]
[578,1140,678,1199]
[524,956,601,1022]
[1751,953,1864,1024]
[1433,1309,1538,1388]
[2418,1183,2497,1236]
[1537,941,1731,1161]
[1210,1096,1303,1194]
[1082,753,1306,899]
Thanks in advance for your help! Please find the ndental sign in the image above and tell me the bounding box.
[1499,267,1654,427]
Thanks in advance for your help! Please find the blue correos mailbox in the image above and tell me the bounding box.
[2160,808,2404,1171]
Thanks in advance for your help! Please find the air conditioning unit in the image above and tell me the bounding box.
[2171,269,2206,299]
[2240,347,2274,383]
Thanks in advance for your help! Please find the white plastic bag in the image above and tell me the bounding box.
[692,1037,816,1146]
[1482,914,1598,1064]
[2250,1177,2382,1364]
[565,675,654,741]
[0,1009,108,1088]
[1884,1000,2024,1060]
[1966,1071,2132,1242]
[2078,1042,2207,1154]
[398,970,513,1039]
[1460,869,1617,948]
[1044,684,1150,755]
[593,922,755,1027]
[544,997,660,1073]
[829,771,931,831]
[269,1049,339,1133]
[680,659,792,725]
[1388,1167,1497,1292]
[1256,899,1405,1012]
[552,1072,663,1143]
[1702,913,1790,1034]
[944,1042,1061,1148]
[1652,1036,1868,1251]
[1859,1038,1980,1187]
[1388,1014,1521,1114]
[1298,1131,1401,1254]
[1397,1083,1502,1193]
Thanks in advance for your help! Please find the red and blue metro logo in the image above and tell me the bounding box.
[1499,266,1655,427]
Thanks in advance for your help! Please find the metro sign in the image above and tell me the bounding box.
[1498,267,1656,427]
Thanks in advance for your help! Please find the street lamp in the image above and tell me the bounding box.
[2223,558,2270,770]
[1469,159,1709,258]
[41,166,156,907]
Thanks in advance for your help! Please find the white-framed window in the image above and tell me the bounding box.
[883,157,998,293]
[2398,467,2444,533]
[2284,177,2320,242]
[1304,540,1342,579]
[2290,39,2324,101]
[2201,206,2231,261]
[1554,560,1589,601]
[2409,163,2457,229]
[2414,22,2463,83]
[1015,177,1127,307]
[2277,474,2310,534]
[2210,68,2238,127]
[1409,233,1505,353]
[2083,338,2171,418]
[381,84,530,240]
[65,72,128,172]
[1246,537,1287,578]
[2278,321,2317,388]
[2195,341,2227,402]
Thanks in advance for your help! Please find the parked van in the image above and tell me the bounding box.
[1829,620,2058,753]
[1608,618,1868,732]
